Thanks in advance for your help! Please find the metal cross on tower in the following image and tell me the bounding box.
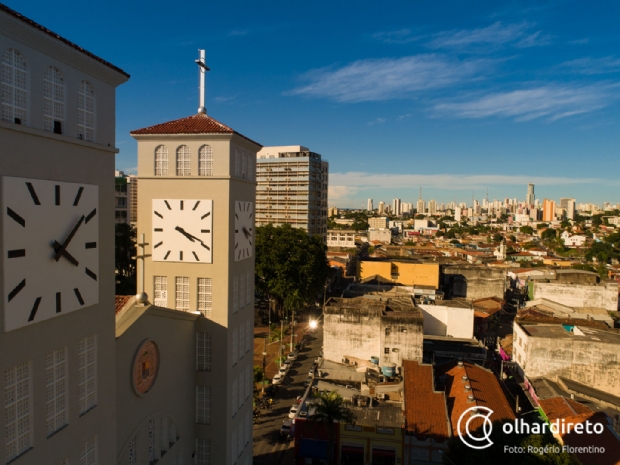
[195,49,210,114]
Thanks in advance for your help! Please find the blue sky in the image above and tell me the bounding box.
[10,0,620,208]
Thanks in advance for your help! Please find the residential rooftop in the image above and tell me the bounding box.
[520,323,620,344]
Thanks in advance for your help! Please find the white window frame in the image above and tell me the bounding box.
[4,362,32,462]
[43,66,64,133]
[1,48,28,125]
[154,145,169,176]
[78,335,97,415]
[77,80,95,141]
[197,332,212,372]
[196,385,211,424]
[154,276,168,307]
[196,438,211,465]
[175,276,190,311]
[199,144,213,176]
[79,436,97,465]
[45,347,68,436]
[197,278,212,318]
[176,145,191,176]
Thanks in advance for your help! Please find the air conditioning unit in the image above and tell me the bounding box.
[377,393,386,400]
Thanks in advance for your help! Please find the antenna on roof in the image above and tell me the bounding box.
[195,49,210,114]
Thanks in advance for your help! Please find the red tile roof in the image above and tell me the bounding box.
[130,113,261,147]
[115,295,133,315]
[0,3,129,78]
[538,396,592,420]
[403,360,451,440]
[440,361,515,434]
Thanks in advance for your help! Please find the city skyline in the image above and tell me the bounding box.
[9,0,620,207]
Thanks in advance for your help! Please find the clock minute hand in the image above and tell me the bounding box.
[52,240,79,266]
[54,215,85,262]
[242,226,251,240]
[175,226,196,242]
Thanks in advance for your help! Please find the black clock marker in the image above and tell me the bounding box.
[85,208,97,224]
[201,229,211,233]
[74,288,84,305]
[235,242,239,249]
[249,213,253,220]
[8,279,25,301]
[238,250,241,259]
[26,182,41,205]
[180,200,184,210]
[8,249,25,258]
[154,211,163,219]
[163,251,171,260]
[192,251,199,261]
[201,212,211,220]
[235,213,239,219]
[85,242,97,249]
[235,229,238,233]
[55,185,60,205]
[73,187,84,206]
[7,208,25,227]
[28,297,41,322]
[154,228,163,232]
[85,268,97,281]
[154,241,163,249]
[201,243,210,251]
[179,251,183,261]
[56,292,61,313]
[164,200,171,210]
[193,201,201,210]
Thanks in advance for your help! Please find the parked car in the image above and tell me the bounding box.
[288,406,299,419]
[280,419,293,437]
[272,374,284,385]
[308,367,315,376]
[287,352,297,361]
[283,359,292,368]
[279,366,288,376]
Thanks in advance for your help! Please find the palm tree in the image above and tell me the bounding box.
[308,391,356,465]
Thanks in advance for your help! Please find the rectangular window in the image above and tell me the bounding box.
[241,154,247,179]
[232,378,238,415]
[245,319,252,354]
[384,347,390,354]
[176,277,190,311]
[233,276,238,313]
[78,335,97,415]
[4,362,32,462]
[199,145,213,176]
[197,278,212,319]
[246,272,252,306]
[235,149,240,177]
[238,324,244,360]
[197,333,212,371]
[196,386,211,424]
[232,329,238,365]
[196,438,211,465]
[154,276,168,307]
[45,347,68,436]
[240,277,245,309]
[79,436,97,465]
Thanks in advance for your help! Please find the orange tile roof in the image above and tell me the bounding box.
[115,295,132,315]
[538,397,592,421]
[559,412,620,465]
[403,360,450,440]
[0,3,129,78]
[440,361,515,433]
[130,113,261,147]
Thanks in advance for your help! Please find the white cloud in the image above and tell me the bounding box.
[560,57,620,75]
[433,84,616,121]
[371,29,424,44]
[329,185,359,201]
[428,21,550,50]
[287,55,495,103]
[367,118,386,126]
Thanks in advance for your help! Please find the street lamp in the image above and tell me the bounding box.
[309,320,318,329]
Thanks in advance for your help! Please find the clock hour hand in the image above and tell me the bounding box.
[175,226,196,242]
[54,215,85,262]
[52,240,79,266]
[242,226,251,240]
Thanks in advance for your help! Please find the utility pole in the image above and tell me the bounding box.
[262,337,267,394]
[280,320,284,367]
[290,309,295,353]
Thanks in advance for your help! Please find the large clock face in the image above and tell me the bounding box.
[234,201,253,261]
[152,199,213,263]
[2,176,99,332]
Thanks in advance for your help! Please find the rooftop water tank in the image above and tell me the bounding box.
[382,362,397,377]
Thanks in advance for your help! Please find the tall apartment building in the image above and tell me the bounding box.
[0,4,129,464]
[416,199,425,215]
[428,199,437,216]
[256,145,328,241]
[560,198,576,220]
[378,201,385,214]
[543,199,557,222]
[368,217,388,229]
[526,183,535,205]
[367,198,373,211]
[114,170,137,225]
[392,198,401,216]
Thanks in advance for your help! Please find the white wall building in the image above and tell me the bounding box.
[327,230,356,248]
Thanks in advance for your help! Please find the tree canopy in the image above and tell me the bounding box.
[309,392,357,465]
[255,224,328,315]
[520,225,534,235]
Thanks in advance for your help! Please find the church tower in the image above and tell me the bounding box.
[130,52,261,465]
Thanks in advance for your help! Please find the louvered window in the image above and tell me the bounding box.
[77,81,94,141]
[154,145,169,176]
[1,49,28,124]
[43,66,64,133]
[199,144,213,176]
[176,145,191,176]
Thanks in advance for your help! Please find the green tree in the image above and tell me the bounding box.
[541,229,557,240]
[115,223,136,295]
[536,223,549,230]
[255,224,328,317]
[309,392,357,465]
[520,226,534,235]
[253,366,264,384]
[592,214,603,227]
[493,233,503,242]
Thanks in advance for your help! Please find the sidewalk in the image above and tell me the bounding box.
[253,320,310,381]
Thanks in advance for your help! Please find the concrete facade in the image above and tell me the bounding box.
[0,5,128,464]
[442,265,506,300]
[513,323,620,398]
[532,281,619,311]
[368,228,392,244]
[419,301,474,339]
[323,297,423,368]
[326,229,356,248]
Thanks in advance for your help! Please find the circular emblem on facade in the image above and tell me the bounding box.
[132,340,160,395]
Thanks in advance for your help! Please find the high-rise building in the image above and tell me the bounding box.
[416,199,425,215]
[526,184,535,205]
[367,198,373,211]
[256,146,328,241]
[543,199,556,222]
[131,93,260,463]
[560,198,576,220]
[115,170,137,225]
[378,201,385,215]
[428,199,437,216]
[0,5,129,463]
[392,198,401,216]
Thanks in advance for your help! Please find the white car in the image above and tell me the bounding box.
[272,374,284,385]
[279,366,288,376]
[288,406,299,419]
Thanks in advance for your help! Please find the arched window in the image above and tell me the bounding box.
[176,145,191,176]
[198,144,213,176]
[77,81,94,141]
[1,49,28,125]
[154,145,169,176]
[43,66,64,134]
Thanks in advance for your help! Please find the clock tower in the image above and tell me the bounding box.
[130,61,261,464]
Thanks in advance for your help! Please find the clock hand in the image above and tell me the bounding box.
[175,226,196,242]
[52,240,79,266]
[54,215,85,262]
[242,226,251,240]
